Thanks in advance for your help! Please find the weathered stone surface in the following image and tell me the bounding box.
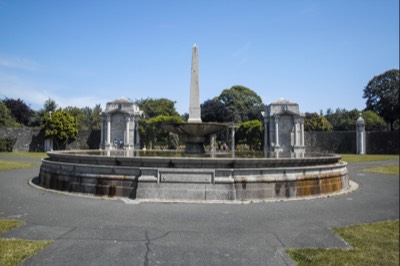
[38,151,350,201]
[188,44,202,123]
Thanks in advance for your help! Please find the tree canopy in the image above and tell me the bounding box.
[217,85,264,123]
[363,69,399,130]
[201,98,233,123]
[43,109,78,150]
[304,113,332,131]
[325,108,386,131]
[139,115,184,149]
[64,104,102,131]
[136,98,179,118]
[2,98,34,126]
[236,120,263,150]
[0,101,19,127]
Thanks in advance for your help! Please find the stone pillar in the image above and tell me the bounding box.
[293,118,299,147]
[274,116,280,149]
[100,116,104,149]
[300,119,305,146]
[356,114,366,154]
[125,116,130,149]
[106,115,111,149]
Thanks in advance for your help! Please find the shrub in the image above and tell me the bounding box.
[0,137,17,152]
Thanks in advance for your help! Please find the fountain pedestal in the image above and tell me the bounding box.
[162,123,227,153]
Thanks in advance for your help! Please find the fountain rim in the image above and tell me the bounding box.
[44,150,343,169]
[46,149,341,159]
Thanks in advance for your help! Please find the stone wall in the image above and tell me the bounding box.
[0,128,100,152]
[66,130,101,150]
[1,127,398,154]
[366,131,399,154]
[0,128,44,152]
[305,131,356,154]
[305,131,399,154]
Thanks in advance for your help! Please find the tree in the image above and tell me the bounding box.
[325,108,386,131]
[43,109,78,150]
[89,104,102,130]
[64,107,87,131]
[43,98,58,113]
[0,101,19,127]
[361,110,387,131]
[2,98,34,126]
[363,69,399,130]
[139,115,184,149]
[237,120,263,150]
[304,113,332,131]
[218,85,264,123]
[136,98,179,118]
[201,98,233,122]
[32,98,59,127]
[325,108,358,131]
[65,105,103,131]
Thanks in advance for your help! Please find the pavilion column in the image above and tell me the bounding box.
[294,118,299,147]
[125,116,130,149]
[274,116,280,148]
[300,119,305,146]
[106,115,111,149]
[100,116,104,149]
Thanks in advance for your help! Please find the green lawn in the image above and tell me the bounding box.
[340,154,398,163]
[0,152,47,171]
[0,219,52,266]
[0,160,33,171]
[0,152,47,159]
[287,220,399,266]
[363,164,399,176]
[0,220,23,234]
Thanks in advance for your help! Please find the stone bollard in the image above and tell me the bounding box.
[356,114,366,154]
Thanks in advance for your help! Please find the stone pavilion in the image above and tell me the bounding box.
[100,98,143,150]
[263,99,306,154]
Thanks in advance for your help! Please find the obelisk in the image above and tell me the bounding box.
[188,43,202,123]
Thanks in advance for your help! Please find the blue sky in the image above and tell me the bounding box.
[0,0,398,115]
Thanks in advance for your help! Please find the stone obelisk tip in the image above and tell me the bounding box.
[188,44,202,123]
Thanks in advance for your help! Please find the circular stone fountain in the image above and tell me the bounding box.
[38,150,350,202]
[36,44,351,202]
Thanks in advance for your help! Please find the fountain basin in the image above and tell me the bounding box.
[38,150,350,202]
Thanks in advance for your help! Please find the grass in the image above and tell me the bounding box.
[287,220,399,266]
[0,219,52,266]
[0,160,33,171]
[340,154,398,163]
[0,220,23,234]
[0,152,47,159]
[363,164,399,176]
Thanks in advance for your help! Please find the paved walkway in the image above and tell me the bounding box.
[0,154,398,265]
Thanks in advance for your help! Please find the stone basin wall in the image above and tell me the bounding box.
[38,152,350,202]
